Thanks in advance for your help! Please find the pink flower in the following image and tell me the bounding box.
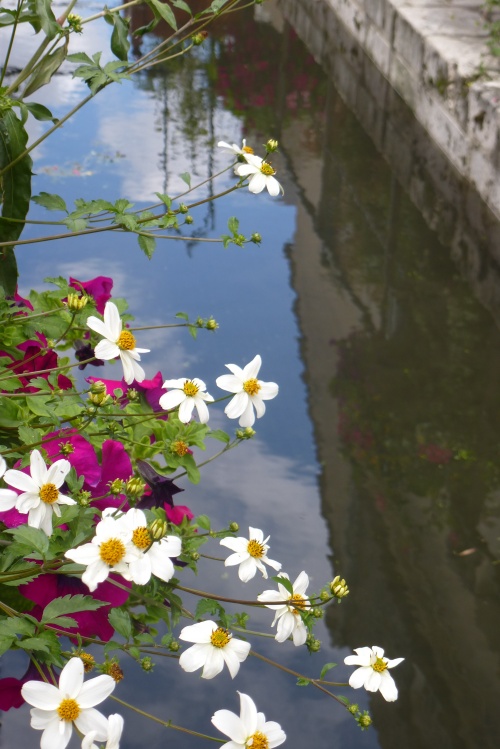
[85,439,133,513]
[69,276,113,315]
[87,371,165,413]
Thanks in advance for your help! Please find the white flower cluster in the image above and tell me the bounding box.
[218,138,283,196]
[65,508,181,591]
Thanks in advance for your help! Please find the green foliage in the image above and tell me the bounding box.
[24,40,69,97]
[67,52,131,95]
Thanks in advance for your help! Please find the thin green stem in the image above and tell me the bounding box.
[0,0,23,89]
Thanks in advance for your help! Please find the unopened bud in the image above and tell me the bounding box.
[141,657,154,672]
[236,426,256,440]
[191,551,200,561]
[357,713,372,729]
[59,441,75,456]
[169,640,180,652]
[67,292,88,310]
[178,203,188,214]
[126,477,146,497]
[251,233,262,244]
[307,637,321,653]
[205,317,218,331]
[191,30,208,45]
[77,490,92,507]
[330,575,349,599]
[229,522,239,532]
[67,13,83,32]
[127,388,139,402]
[265,138,279,152]
[78,652,95,672]
[185,215,194,224]
[149,518,168,541]
[109,478,125,495]
[348,703,359,715]
[312,607,323,619]
[88,391,109,406]
[90,381,107,395]
[319,590,331,602]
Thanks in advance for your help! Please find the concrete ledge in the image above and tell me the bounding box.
[292,0,500,219]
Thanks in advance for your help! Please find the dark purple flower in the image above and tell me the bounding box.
[75,342,104,370]
[136,460,184,511]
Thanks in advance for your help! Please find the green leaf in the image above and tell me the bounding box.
[296,678,311,686]
[179,171,191,187]
[0,109,33,293]
[110,13,130,61]
[0,616,35,637]
[183,454,200,484]
[25,394,52,416]
[0,635,14,657]
[155,192,172,209]
[196,514,211,530]
[194,598,222,620]
[108,608,132,639]
[23,41,68,97]
[208,429,230,444]
[227,216,239,235]
[147,0,177,29]
[17,636,51,653]
[18,425,41,445]
[67,52,94,65]
[9,526,49,557]
[138,233,156,259]
[0,398,22,427]
[319,662,337,680]
[24,102,58,123]
[28,0,60,38]
[32,191,68,213]
[172,0,191,14]
[41,594,106,624]
[272,575,294,595]
[63,216,88,232]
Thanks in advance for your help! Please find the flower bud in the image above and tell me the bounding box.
[78,652,95,672]
[77,490,92,507]
[191,551,200,561]
[88,391,109,406]
[312,607,323,619]
[229,522,239,532]
[357,713,372,730]
[265,138,279,152]
[319,590,331,602]
[67,292,88,310]
[109,478,125,495]
[236,426,256,440]
[348,703,359,715]
[149,518,168,541]
[185,215,194,224]
[67,13,83,32]
[191,30,208,45]
[127,388,139,402]
[307,637,321,653]
[330,575,349,599]
[169,640,180,652]
[59,441,75,456]
[90,381,107,395]
[126,477,146,497]
[141,657,154,672]
[205,317,218,331]
[178,203,189,214]
[251,232,262,244]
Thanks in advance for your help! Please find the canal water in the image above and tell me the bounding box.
[2,1,500,748]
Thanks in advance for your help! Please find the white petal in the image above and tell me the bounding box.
[59,657,84,699]
[162,378,188,389]
[0,488,19,509]
[242,355,261,380]
[211,710,246,744]
[75,707,109,740]
[41,718,72,749]
[239,692,258,736]
[179,643,210,673]
[77,675,115,708]
[86,316,110,339]
[194,397,210,424]
[378,672,398,701]
[201,647,224,679]
[159,390,186,411]
[94,339,120,361]
[215,374,243,394]
[348,666,369,689]
[238,557,257,582]
[364,669,382,693]
[128,555,152,585]
[103,302,122,340]
[266,176,282,197]
[292,571,309,595]
[248,172,266,194]
[238,400,255,428]
[225,392,248,420]
[251,396,266,419]
[21,681,61,710]
[45,459,71,488]
[179,620,216,643]
[30,708,58,729]
[30,449,48,485]
[4,468,38,493]
[178,398,195,423]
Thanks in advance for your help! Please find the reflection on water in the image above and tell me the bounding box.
[3,2,500,748]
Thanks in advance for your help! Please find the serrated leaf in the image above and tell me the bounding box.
[9,526,49,557]
[67,52,94,65]
[23,41,68,97]
[32,192,68,213]
[108,608,132,639]
[17,636,50,653]
[0,635,15,657]
[18,425,41,445]
[46,616,78,628]
[63,216,88,232]
[138,233,156,259]
[319,662,337,680]
[0,616,35,637]
[41,594,106,624]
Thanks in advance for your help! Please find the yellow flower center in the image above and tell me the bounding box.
[243,378,260,396]
[39,483,59,505]
[260,162,275,176]
[289,593,307,615]
[183,381,199,397]
[57,698,81,721]
[171,439,190,457]
[247,732,269,749]
[210,627,231,648]
[99,538,126,566]
[372,656,388,673]
[242,145,254,154]
[132,526,152,550]
[247,539,265,558]
[117,330,136,350]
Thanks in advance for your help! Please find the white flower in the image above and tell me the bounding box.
[234,154,283,196]
[344,646,404,702]
[82,713,124,749]
[257,571,310,646]
[21,657,115,749]
[159,377,214,424]
[65,512,141,592]
[122,508,182,584]
[220,526,281,582]
[216,355,278,427]
[212,692,286,749]
[178,620,251,679]
[3,449,75,536]
[0,455,19,511]
[218,139,255,160]
[86,301,150,385]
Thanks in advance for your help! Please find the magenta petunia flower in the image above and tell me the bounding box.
[69,276,113,315]
[21,572,130,641]
[87,371,165,413]
[85,440,133,513]
[41,429,101,488]
[0,661,50,711]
